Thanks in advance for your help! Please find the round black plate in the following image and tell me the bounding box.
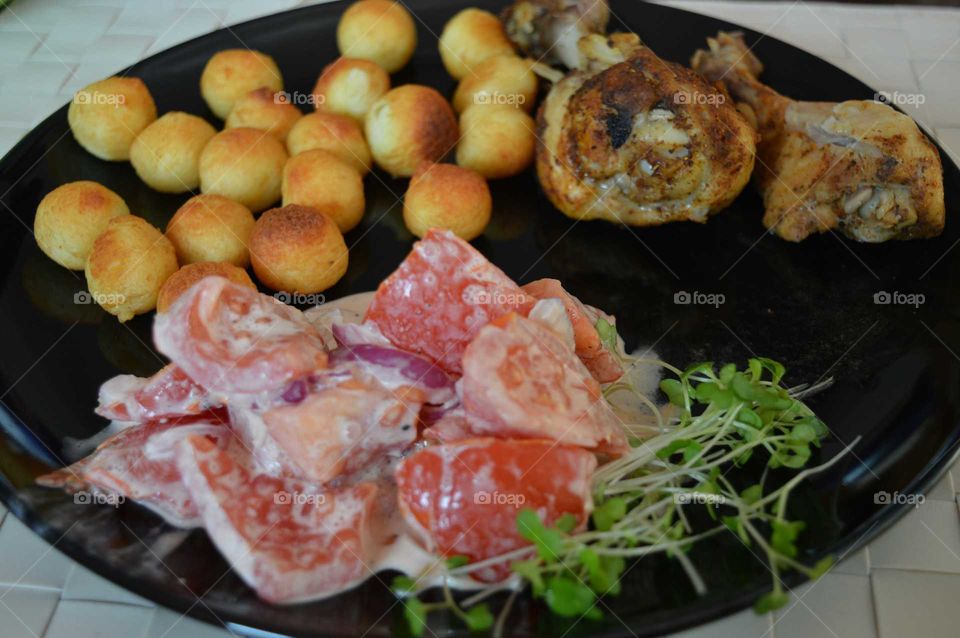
[1,1,958,636]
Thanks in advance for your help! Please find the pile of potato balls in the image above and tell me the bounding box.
[36,0,539,322]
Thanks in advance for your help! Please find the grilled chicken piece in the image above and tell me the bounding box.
[501,0,609,68]
[692,32,945,242]
[537,33,757,226]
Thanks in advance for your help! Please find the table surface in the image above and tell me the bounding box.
[1,0,960,637]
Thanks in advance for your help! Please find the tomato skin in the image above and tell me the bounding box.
[395,438,597,581]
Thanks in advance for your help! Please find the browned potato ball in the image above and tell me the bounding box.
[282,150,365,233]
[337,0,417,74]
[156,262,255,313]
[129,112,217,193]
[35,181,129,270]
[365,85,458,177]
[200,49,283,120]
[85,215,178,322]
[165,194,255,267]
[439,8,515,80]
[286,112,371,176]
[457,105,535,179]
[403,163,491,240]
[250,204,348,293]
[452,55,537,113]
[198,128,288,212]
[67,77,157,161]
[225,87,303,142]
[312,57,390,124]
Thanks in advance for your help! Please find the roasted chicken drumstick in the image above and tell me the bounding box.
[692,32,945,242]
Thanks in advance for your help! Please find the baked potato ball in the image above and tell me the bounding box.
[200,49,283,120]
[67,77,157,161]
[156,262,255,313]
[403,163,491,240]
[166,194,255,267]
[225,87,302,142]
[452,55,537,113]
[337,0,417,74]
[250,204,348,293]
[439,8,515,80]
[198,127,288,212]
[312,57,390,124]
[84,215,178,322]
[286,112,371,176]
[35,181,129,270]
[457,105,535,179]
[129,112,217,193]
[365,85,458,177]
[282,150,365,233]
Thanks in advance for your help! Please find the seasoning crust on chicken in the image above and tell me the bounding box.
[537,34,758,227]
[692,31,945,242]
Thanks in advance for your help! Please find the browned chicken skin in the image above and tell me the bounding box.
[501,0,610,68]
[692,32,945,242]
[537,34,758,226]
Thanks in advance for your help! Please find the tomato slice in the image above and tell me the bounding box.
[154,277,328,394]
[395,438,597,581]
[522,278,624,383]
[365,229,534,376]
[460,313,628,454]
[177,435,379,603]
[97,364,214,422]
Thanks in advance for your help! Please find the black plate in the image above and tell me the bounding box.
[1,1,958,636]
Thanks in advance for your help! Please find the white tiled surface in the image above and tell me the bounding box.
[0,0,959,636]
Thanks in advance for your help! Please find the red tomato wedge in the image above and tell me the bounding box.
[37,418,230,526]
[460,313,629,454]
[154,277,328,394]
[97,364,215,422]
[177,435,379,603]
[395,438,597,581]
[262,375,421,483]
[522,278,624,383]
[364,229,535,376]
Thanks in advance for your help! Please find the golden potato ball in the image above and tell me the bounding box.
[286,112,370,176]
[452,55,537,113]
[198,128,288,212]
[250,204,348,293]
[200,49,283,120]
[312,57,390,124]
[156,262,255,313]
[225,87,303,142]
[403,163,491,240]
[67,77,157,161]
[439,9,515,80]
[337,0,417,74]
[84,215,178,322]
[165,194,255,267]
[34,181,129,270]
[457,105,535,179]
[282,150,365,233]
[365,85,458,178]
[129,112,217,193]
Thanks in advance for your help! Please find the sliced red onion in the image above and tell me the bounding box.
[331,322,390,348]
[280,379,308,404]
[328,344,456,405]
